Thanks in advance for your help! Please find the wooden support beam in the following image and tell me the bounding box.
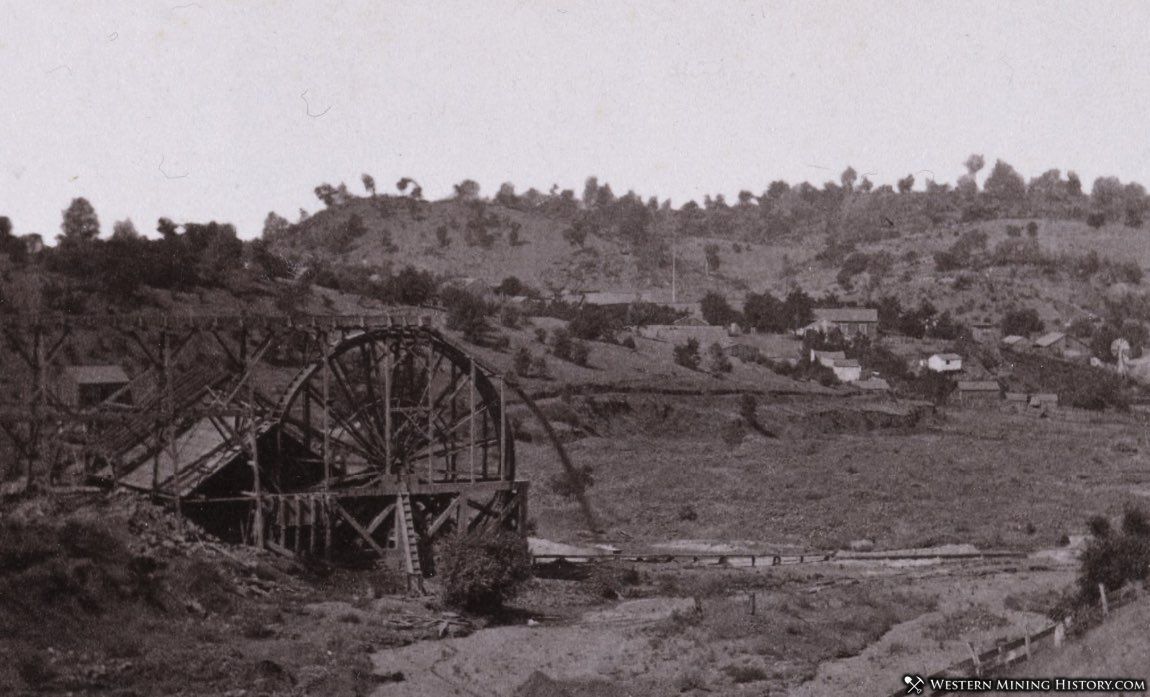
[469,358,476,483]
[426,496,461,538]
[366,502,397,535]
[333,502,389,559]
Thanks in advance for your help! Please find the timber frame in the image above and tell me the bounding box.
[0,311,531,583]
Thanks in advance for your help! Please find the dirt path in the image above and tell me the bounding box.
[369,598,695,697]
[788,567,1072,696]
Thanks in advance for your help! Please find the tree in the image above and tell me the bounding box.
[701,291,739,326]
[1001,307,1044,337]
[582,177,599,207]
[673,338,701,370]
[435,225,451,248]
[707,342,732,374]
[897,174,915,193]
[963,154,985,184]
[562,221,587,247]
[704,243,721,273]
[859,177,874,193]
[840,166,858,191]
[111,219,140,240]
[782,288,814,330]
[60,197,100,245]
[737,190,755,207]
[1067,171,1083,197]
[262,211,291,240]
[983,159,1026,204]
[361,173,376,195]
[453,179,481,201]
[396,177,423,199]
[0,216,26,263]
[1091,176,1125,219]
[495,182,519,207]
[743,291,785,332]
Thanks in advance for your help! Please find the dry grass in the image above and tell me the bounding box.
[521,394,1150,550]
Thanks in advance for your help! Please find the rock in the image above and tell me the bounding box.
[848,539,875,552]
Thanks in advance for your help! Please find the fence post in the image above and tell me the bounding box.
[1099,583,1109,616]
[967,642,981,677]
[1054,622,1065,648]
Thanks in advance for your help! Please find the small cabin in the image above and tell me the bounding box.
[927,353,963,373]
[57,365,131,409]
[956,380,1001,404]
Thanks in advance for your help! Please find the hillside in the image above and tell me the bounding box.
[264,186,1150,334]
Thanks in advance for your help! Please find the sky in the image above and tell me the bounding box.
[3,0,1150,240]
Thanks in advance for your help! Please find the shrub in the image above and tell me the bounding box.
[1076,507,1150,603]
[499,305,522,329]
[534,327,548,343]
[621,335,636,350]
[707,342,732,374]
[722,664,768,684]
[549,464,595,500]
[738,393,757,424]
[439,530,532,612]
[513,347,533,377]
[1001,307,1044,337]
[442,289,491,344]
[678,504,698,522]
[1087,211,1106,228]
[673,338,701,370]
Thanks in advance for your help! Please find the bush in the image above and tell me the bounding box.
[439,530,532,612]
[549,464,595,500]
[552,328,590,366]
[677,504,698,522]
[1075,507,1150,603]
[513,347,533,377]
[707,342,732,374]
[1087,211,1107,229]
[499,305,522,329]
[442,288,491,344]
[673,338,701,370]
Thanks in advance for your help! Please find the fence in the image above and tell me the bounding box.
[885,583,1143,697]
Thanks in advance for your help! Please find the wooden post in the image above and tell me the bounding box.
[427,341,434,483]
[967,641,981,676]
[250,405,264,547]
[749,592,756,616]
[384,347,392,477]
[163,330,182,533]
[322,335,332,558]
[1099,583,1109,616]
[469,359,476,483]
[499,375,506,480]
[30,326,44,488]
[1024,634,1031,661]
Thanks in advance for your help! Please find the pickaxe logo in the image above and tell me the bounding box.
[904,674,925,695]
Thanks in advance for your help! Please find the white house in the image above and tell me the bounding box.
[830,358,862,383]
[926,353,963,373]
[810,349,846,369]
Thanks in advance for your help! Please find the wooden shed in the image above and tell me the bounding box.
[57,365,131,409]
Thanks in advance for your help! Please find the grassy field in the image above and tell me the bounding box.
[519,393,1150,551]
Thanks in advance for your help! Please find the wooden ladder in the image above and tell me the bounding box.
[396,488,425,593]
